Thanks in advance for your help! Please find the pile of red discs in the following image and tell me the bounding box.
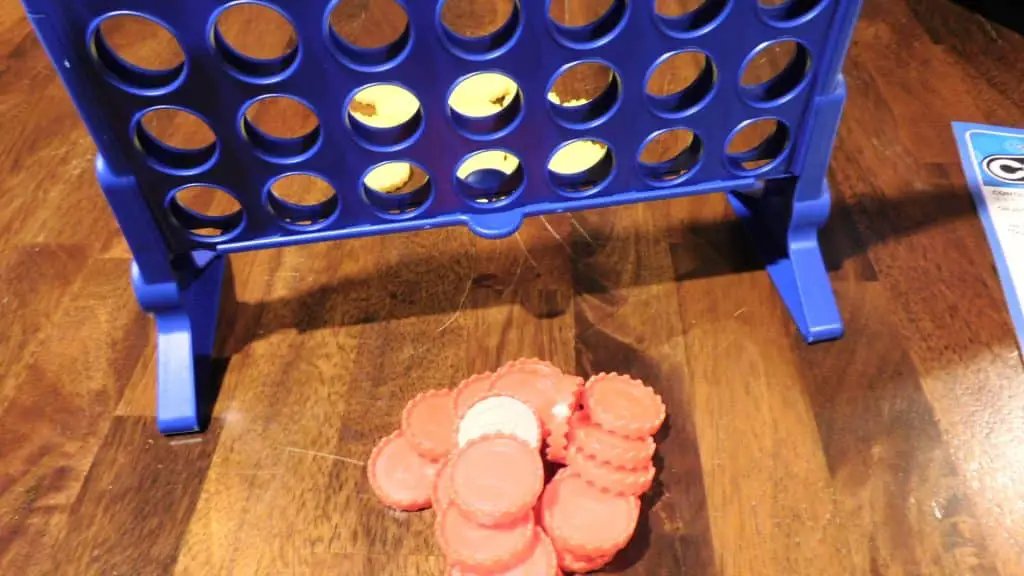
[367,359,666,575]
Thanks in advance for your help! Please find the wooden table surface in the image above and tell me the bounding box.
[2,0,1023,574]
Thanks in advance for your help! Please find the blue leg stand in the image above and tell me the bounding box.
[131,256,226,435]
[96,155,228,435]
[728,177,843,342]
[728,79,849,343]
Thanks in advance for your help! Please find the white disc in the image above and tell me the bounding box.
[457,395,542,450]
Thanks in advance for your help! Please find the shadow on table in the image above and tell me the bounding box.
[949,0,1024,36]
[220,185,975,349]
[198,185,976,432]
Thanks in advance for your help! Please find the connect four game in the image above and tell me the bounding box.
[20,0,863,434]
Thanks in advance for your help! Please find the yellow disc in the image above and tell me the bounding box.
[457,150,520,179]
[548,141,608,175]
[365,162,413,194]
[449,73,519,118]
[351,84,419,129]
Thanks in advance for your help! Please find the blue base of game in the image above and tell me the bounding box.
[132,256,225,435]
[23,0,862,434]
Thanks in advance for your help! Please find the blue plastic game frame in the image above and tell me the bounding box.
[20,0,863,434]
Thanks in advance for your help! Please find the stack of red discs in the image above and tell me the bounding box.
[566,373,662,498]
[366,361,665,575]
[436,434,560,575]
[541,373,665,572]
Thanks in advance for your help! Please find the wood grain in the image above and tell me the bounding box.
[2,0,1023,574]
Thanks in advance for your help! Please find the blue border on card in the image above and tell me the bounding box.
[952,121,1024,353]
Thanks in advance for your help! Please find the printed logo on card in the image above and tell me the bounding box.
[983,155,1024,183]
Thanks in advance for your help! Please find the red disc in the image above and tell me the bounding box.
[450,528,561,576]
[540,469,640,556]
[491,360,575,437]
[545,418,571,464]
[497,358,563,379]
[582,373,665,438]
[402,389,458,461]
[544,375,582,464]
[436,504,535,572]
[566,443,655,497]
[366,431,441,511]
[571,410,656,469]
[432,456,455,510]
[555,547,613,574]
[454,372,497,417]
[450,435,545,526]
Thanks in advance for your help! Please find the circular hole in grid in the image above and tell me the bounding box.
[328,0,411,69]
[654,0,730,37]
[758,0,826,24]
[455,150,525,205]
[547,139,614,196]
[213,2,299,80]
[168,185,245,241]
[645,50,716,117]
[363,162,433,216]
[725,118,791,174]
[740,40,811,104]
[242,95,321,161]
[547,61,621,128]
[637,128,702,184]
[92,14,185,91]
[448,72,523,139]
[547,0,627,47]
[134,108,217,173]
[348,84,423,150]
[439,0,520,57]
[267,173,339,228]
